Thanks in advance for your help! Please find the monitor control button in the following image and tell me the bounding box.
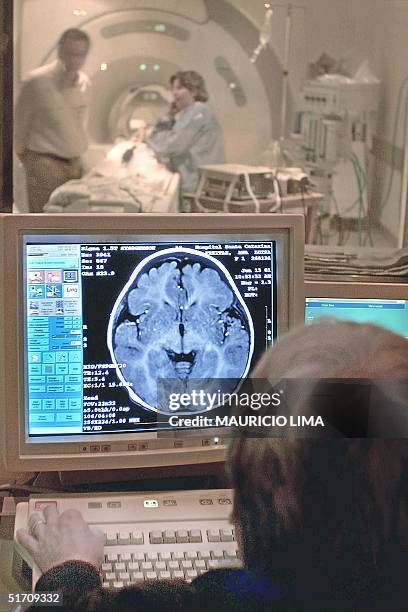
[35,501,57,510]
[107,501,121,509]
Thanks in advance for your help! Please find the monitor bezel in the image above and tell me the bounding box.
[1,213,304,471]
[305,280,408,300]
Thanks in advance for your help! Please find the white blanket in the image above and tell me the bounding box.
[46,142,175,212]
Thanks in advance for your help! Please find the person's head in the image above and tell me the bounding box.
[129,118,147,143]
[169,71,208,111]
[57,28,90,74]
[227,322,408,590]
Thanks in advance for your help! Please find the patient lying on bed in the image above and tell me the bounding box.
[45,120,178,213]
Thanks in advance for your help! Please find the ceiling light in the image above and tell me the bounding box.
[100,63,108,71]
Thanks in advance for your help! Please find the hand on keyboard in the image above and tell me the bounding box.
[16,504,105,574]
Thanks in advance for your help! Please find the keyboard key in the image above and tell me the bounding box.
[118,572,130,581]
[160,551,172,561]
[102,582,111,588]
[146,552,158,561]
[106,553,118,562]
[159,571,171,579]
[186,551,198,560]
[172,551,185,560]
[114,562,126,572]
[208,560,219,569]
[120,552,132,562]
[195,560,206,570]
[132,552,145,562]
[212,550,224,559]
[118,531,131,544]
[181,560,193,569]
[199,550,211,560]
[101,563,112,572]
[105,572,116,581]
[128,562,139,571]
[113,581,124,588]
[172,570,184,579]
[189,529,202,543]
[150,530,163,544]
[176,529,188,543]
[155,561,166,571]
[163,529,176,543]
[168,561,180,571]
[131,530,144,545]
[106,531,118,545]
[207,529,220,542]
[186,569,198,580]
[220,528,234,542]
[145,571,158,580]
[141,562,153,571]
[130,571,144,582]
[220,559,240,569]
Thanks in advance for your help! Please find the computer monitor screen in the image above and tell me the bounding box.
[0,214,304,471]
[305,281,408,339]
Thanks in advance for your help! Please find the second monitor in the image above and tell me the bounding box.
[305,281,408,339]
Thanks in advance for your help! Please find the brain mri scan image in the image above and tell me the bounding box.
[107,248,254,413]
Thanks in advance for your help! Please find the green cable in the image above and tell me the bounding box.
[341,153,366,215]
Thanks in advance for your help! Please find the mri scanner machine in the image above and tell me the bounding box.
[14,0,288,214]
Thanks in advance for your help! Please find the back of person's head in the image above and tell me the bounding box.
[170,71,209,102]
[227,321,408,609]
[253,319,408,380]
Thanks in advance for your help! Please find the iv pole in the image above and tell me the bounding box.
[251,3,305,140]
[280,3,293,139]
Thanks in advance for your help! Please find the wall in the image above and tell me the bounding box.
[231,1,375,101]
[369,0,408,241]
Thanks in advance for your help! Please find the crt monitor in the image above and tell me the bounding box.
[305,281,408,339]
[0,213,304,472]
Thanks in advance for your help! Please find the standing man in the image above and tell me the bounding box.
[15,28,91,212]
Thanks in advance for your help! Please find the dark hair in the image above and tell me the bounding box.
[170,71,208,102]
[58,28,91,50]
[228,322,408,602]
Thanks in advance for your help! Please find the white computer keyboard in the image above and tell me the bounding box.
[14,489,240,588]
